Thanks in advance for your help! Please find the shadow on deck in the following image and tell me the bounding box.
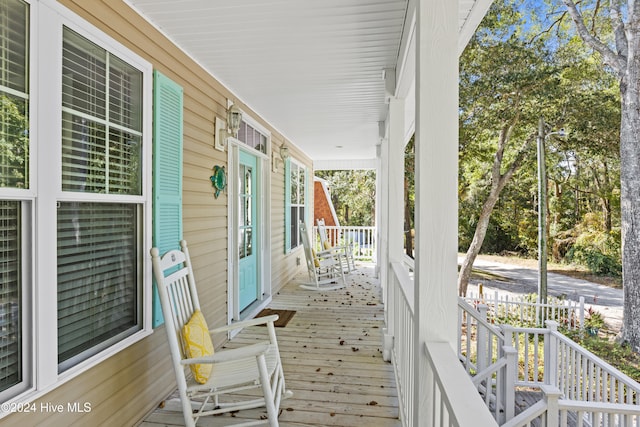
[141,263,401,426]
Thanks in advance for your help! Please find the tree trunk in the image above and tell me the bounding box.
[620,56,640,350]
[457,127,534,296]
[457,191,501,296]
[561,0,640,350]
[404,175,413,257]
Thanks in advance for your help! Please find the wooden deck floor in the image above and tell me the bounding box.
[140,263,401,427]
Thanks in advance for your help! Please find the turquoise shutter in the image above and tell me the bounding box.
[284,158,291,253]
[152,70,183,327]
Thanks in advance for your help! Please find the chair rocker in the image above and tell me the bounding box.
[151,240,290,427]
[299,222,345,291]
[316,218,355,273]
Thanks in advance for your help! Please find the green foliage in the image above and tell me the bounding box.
[0,95,29,188]
[457,0,622,275]
[584,307,605,330]
[566,213,622,276]
[315,169,376,226]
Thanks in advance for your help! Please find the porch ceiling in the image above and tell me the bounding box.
[127,0,490,163]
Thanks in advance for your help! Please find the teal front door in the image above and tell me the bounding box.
[238,150,259,311]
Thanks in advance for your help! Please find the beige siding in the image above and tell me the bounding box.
[2,0,311,426]
[270,141,313,293]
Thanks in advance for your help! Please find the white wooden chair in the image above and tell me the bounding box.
[316,218,355,273]
[151,240,290,427]
[299,221,345,291]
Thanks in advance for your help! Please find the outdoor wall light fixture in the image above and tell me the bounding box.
[272,143,290,173]
[214,102,243,151]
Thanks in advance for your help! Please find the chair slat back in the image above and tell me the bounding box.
[316,218,328,247]
[299,222,316,273]
[151,240,201,357]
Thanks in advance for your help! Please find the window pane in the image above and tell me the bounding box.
[299,167,305,204]
[57,202,140,369]
[236,121,266,154]
[109,55,142,132]
[0,95,28,188]
[290,164,298,204]
[0,0,28,94]
[108,128,141,194]
[0,0,29,189]
[290,207,298,249]
[0,200,22,393]
[62,27,142,195]
[62,28,107,120]
[61,113,106,192]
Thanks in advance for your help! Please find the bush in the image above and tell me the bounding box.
[568,245,621,276]
[566,221,621,276]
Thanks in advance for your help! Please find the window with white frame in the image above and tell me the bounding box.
[286,159,307,251]
[0,0,30,401]
[57,26,144,371]
[237,120,267,154]
[0,0,152,403]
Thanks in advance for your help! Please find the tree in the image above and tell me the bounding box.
[457,0,563,296]
[314,170,376,226]
[559,0,640,349]
[404,137,415,257]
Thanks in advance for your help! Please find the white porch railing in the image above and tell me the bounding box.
[457,300,640,426]
[458,299,516,424]
[386,260,498,427]
[384,259,640,426]
[312,225,376,261]
[464,290,585,331]
[387,261,415,426]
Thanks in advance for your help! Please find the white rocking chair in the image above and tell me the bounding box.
[316,218,356,273]
[151,240,290,427]
[299,222,345,291]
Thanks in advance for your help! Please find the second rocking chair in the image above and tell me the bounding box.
[299,221,345,291]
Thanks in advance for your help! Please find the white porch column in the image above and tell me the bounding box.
[381,97,406,361]
[414,0,459,425]
[388,98,406,264]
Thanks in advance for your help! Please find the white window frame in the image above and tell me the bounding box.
[0,0,35,404]
[286,158,308,252]
[0,0,153,411]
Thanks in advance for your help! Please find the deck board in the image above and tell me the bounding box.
[139,263,402,426]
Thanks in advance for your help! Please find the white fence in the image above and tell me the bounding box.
[313,225,376,261]
[465,290,585,331]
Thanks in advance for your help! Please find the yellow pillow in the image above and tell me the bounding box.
[182,309,215,384]
[311,249,320,267]
[323,240,332,250]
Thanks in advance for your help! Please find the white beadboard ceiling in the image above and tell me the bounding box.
[127,0,491,163]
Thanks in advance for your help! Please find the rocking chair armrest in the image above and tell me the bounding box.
[208,314,279,334]
[316,248,341,258]
[180,342,271,365]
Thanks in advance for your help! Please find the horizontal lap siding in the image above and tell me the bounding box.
[271,143,312,291]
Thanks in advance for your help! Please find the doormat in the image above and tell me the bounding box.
[256,308,296,328]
